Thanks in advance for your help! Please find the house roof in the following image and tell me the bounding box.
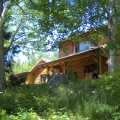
[38,47,101,67]
[14,58,51,76]
[30,58,51,72]
[14,71,30,76]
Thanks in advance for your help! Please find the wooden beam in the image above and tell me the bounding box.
[99,55,102,75]
[64,53,94,62]
[66,61,71,69]
[46,66,49,83]
[91,56,98,63]
[63,62,66,74]
[28,73,33,84]
[48,66,53,73]
[39,52,100,68]
[59,63,64,71]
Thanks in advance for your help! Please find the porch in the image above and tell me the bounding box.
[37,48,108,83]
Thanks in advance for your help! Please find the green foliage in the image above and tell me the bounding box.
[13,51,58,74]
[8,74,27,86]
[0,84,50,115]
[93,70,120,106]
[69,68,78,83]
[1,75,120,119]
[0,109,40,120]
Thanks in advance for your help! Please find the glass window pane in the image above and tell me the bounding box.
[79,42,89,52]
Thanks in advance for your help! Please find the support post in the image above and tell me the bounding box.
[46,66,49,83]
[63,62,66,74]
[28,73,33,84]
[98,55,102,75]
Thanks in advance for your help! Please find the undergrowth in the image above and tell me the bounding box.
[0,72,120,119]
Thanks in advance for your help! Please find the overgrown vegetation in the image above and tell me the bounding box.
[8,74,27,86]
[0,72,120,119]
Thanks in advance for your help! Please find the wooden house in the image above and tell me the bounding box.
[15,30,120,84]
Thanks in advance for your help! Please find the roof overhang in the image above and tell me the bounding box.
[14,71,30,76]
[38,47,101,67]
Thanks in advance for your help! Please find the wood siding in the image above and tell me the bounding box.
[28,73,33,84]
[59,40,74,58]
[59,37,109,59]
[24,52,108,84]
[33,67,46,84]
[101,56,108,74]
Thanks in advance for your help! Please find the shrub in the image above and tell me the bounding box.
[8,74,27,86]
[93,71,120,106]
[0,109,40,120]
[0,76,119,119]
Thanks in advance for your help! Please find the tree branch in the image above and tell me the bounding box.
[15,2,26,14]
[5,14,24,54]
[88,38,109,58]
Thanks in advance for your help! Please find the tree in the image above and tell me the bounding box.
[106,0,117,72]
[4,9,20,76]
[0,0,57,91]
[0,0,15,91]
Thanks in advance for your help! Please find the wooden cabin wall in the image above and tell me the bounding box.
[26,54,109,84]
[28,66,62,84]
[69,60,85,79]
[33,67,46,84]
[101,56,108,74]
[59,40,74,58]
[67,56,108,80]
[28,73,33,84]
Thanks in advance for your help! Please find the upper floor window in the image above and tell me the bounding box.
[74,42,79,53]
[79,42,89,52]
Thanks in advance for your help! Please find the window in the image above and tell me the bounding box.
[75,42,78,53]
[40,74,46,83]
[85,65,90,73]
[84,63,97,73]
[79,42,89,52]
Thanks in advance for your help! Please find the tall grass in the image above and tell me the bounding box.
[0,78,119,119]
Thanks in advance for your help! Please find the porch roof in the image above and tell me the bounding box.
[38,47,101,67]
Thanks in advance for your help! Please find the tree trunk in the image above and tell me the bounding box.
[0,0,15,91]
[107,0,116,73]
[0,0,6,91]
[108,49,115,72]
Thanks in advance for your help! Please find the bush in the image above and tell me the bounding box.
[0,76,119,119]
[0,109,40,120]
[8,74,27,86]
[93,71,120,106]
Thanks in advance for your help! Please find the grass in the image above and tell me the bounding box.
[0,78,119,120]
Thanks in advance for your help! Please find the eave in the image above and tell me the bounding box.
[38,47,101,67]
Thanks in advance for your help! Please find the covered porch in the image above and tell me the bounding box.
[37,48,108,83]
